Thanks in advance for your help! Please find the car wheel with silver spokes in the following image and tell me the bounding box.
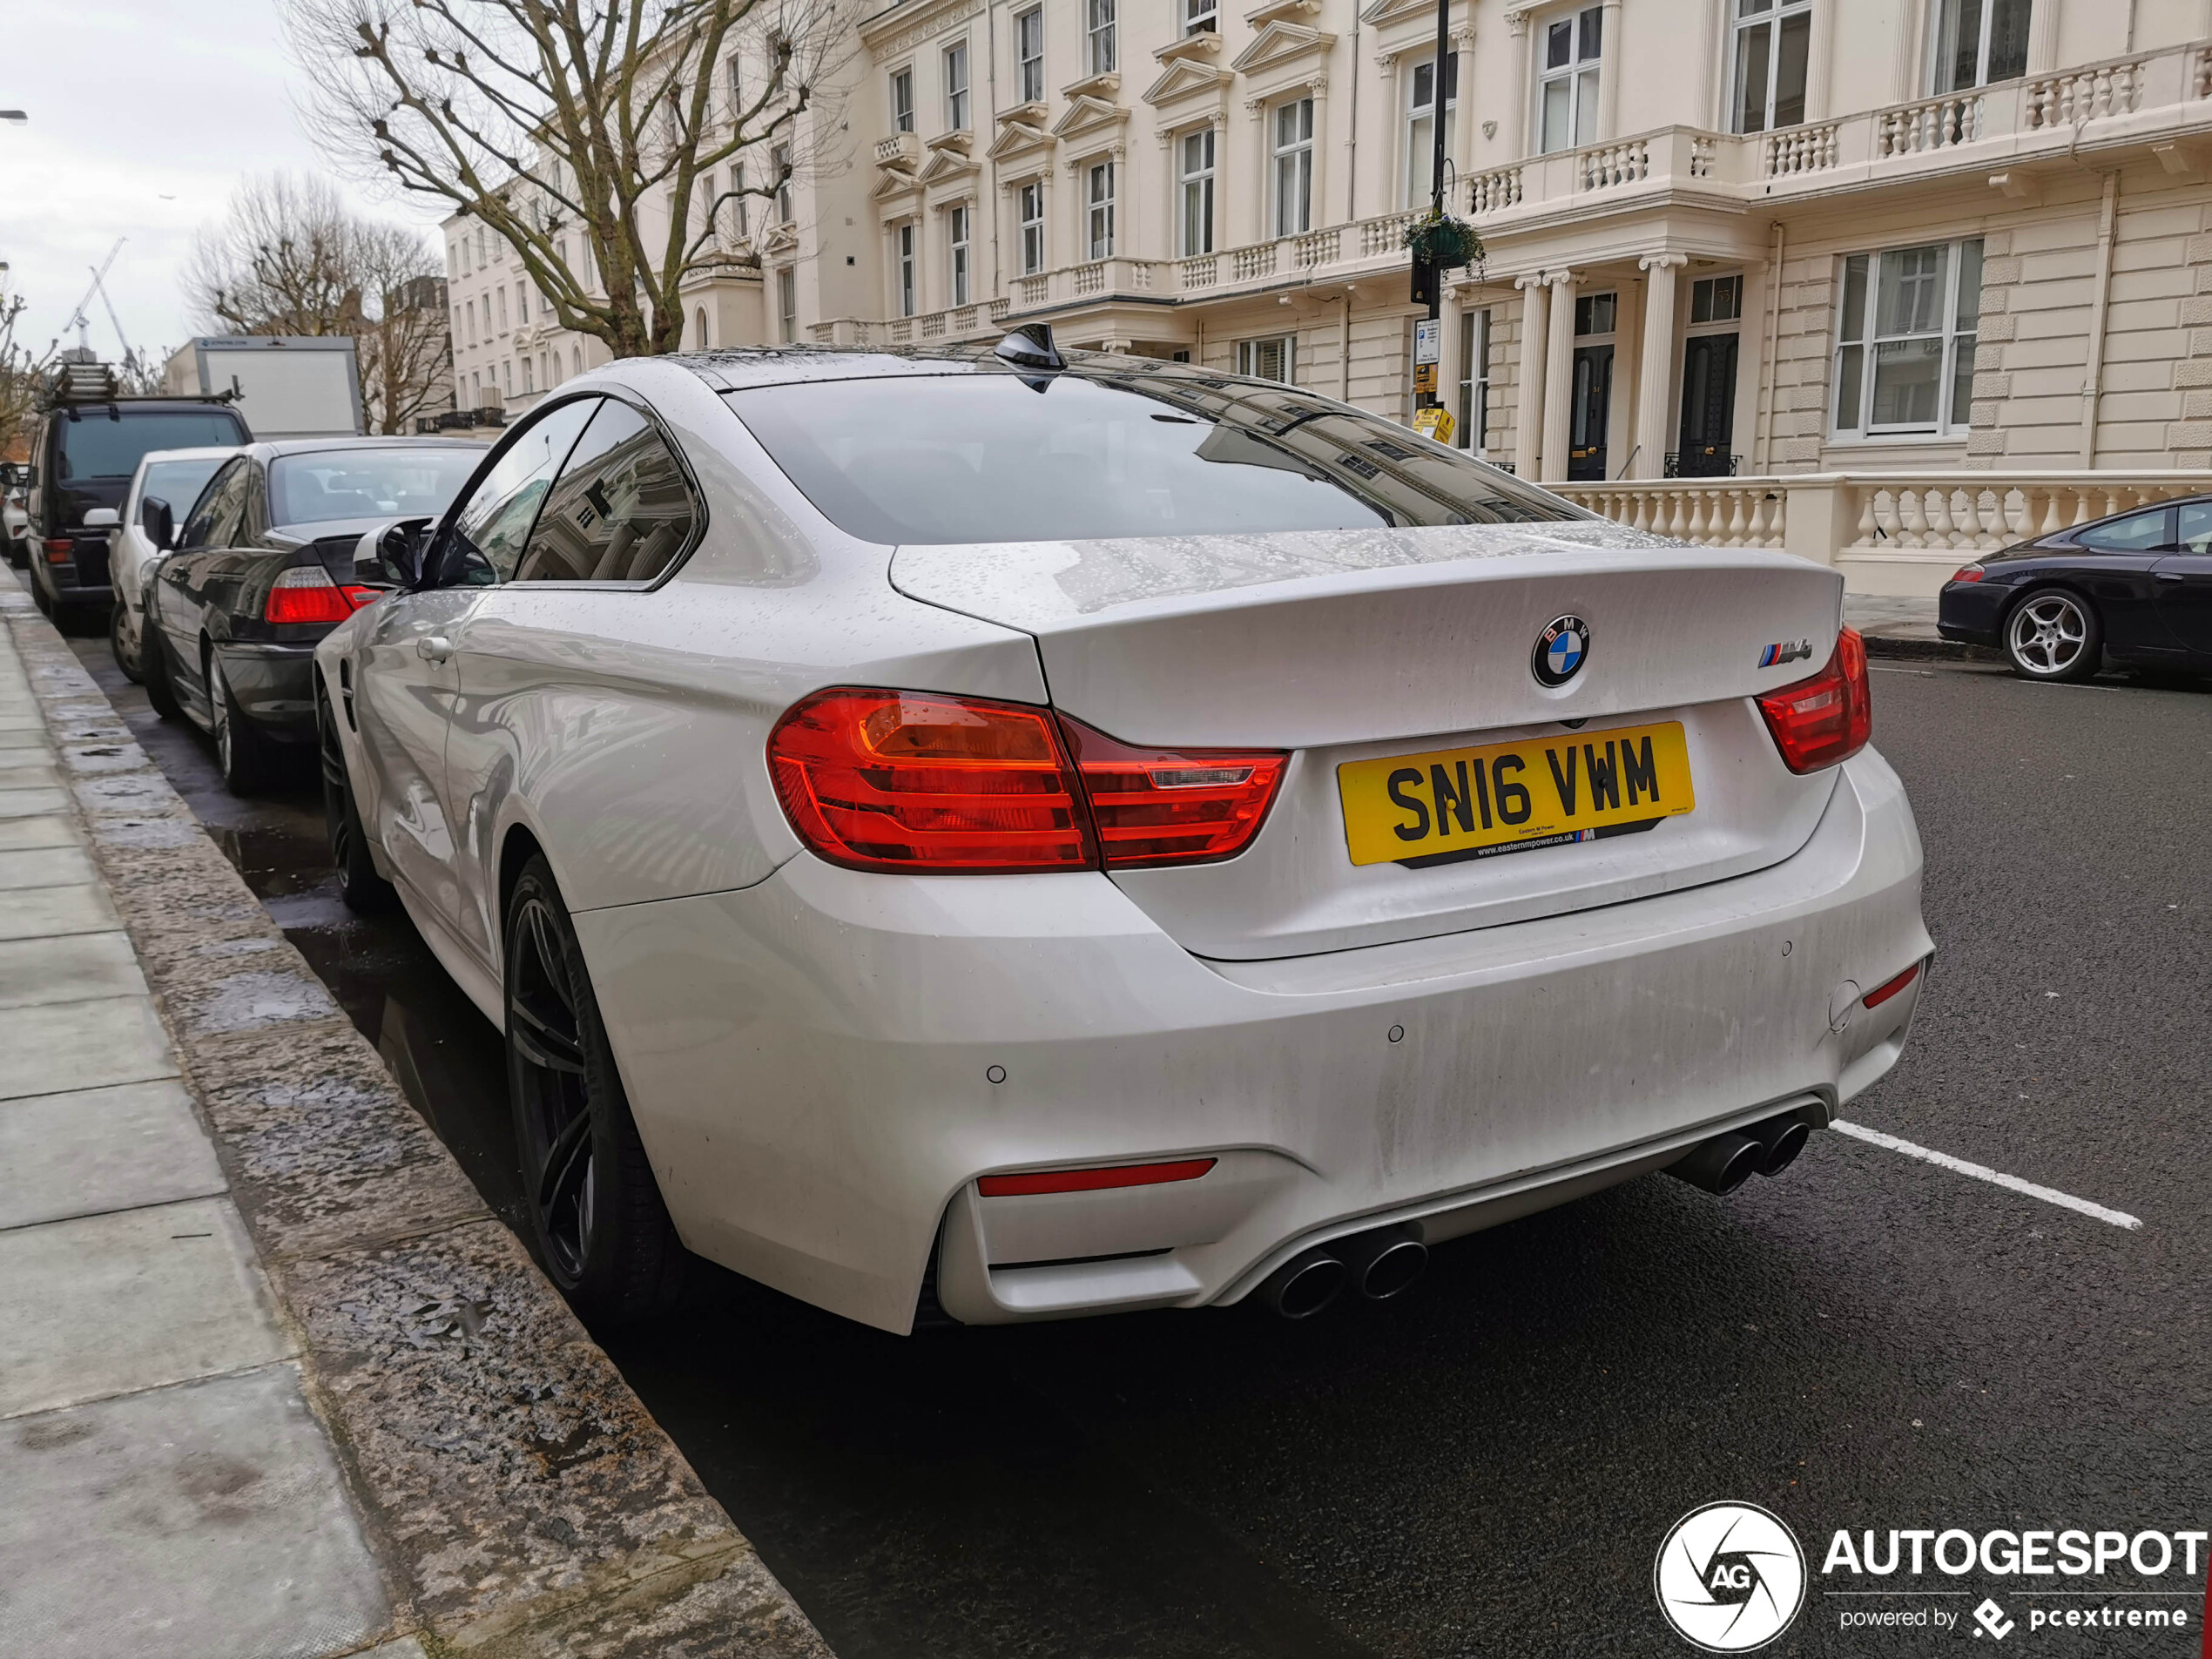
[504,854,687,1327]
[2004,589,2101,684]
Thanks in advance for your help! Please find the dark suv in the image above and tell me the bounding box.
[25,373,251,629]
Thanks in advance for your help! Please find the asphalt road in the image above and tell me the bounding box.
[64,629,2212,1658]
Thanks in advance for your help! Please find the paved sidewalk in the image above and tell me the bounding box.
[0,569,830,1657]
[0,596,402,1654]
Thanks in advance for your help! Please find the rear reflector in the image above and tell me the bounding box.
[768,687,1096,873]
[977,1158,1217,1197]
[265,566,380,626]
[1861,961,1922,1008]
[1058,716,1286,868]
[1757,626,1872,773]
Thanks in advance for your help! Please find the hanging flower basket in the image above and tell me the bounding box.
[1406,211,1486,273]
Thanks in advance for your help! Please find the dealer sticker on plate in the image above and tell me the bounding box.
[1338,720,1695,868]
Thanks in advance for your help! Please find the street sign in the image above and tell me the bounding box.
[1412,407,1454,445]
[1414,318,1441,366]
[1413,362,1438,396]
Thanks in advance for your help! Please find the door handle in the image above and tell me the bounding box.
[2154,571,2185,583]
[418,635,454,663]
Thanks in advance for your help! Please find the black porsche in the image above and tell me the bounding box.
[1938,492,2212,683]
[143,437,487,792]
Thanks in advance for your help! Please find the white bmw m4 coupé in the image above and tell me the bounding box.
[315,334,1930,1333]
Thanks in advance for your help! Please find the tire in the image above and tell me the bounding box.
[2004,588,2102,684]
[29,574,51,617]
[109,596,145,684]
[142,622,183,721]
[318,688,395,914]
[505,855,688,1329]
[207,648,280,794]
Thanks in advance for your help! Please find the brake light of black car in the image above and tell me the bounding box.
[1951,563,1986,583]
[1056,716,1287,868]
[265,566,380,626]
[43,538,72,563]
[1757,626,1872,773]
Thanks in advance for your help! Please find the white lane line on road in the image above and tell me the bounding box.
[1830,1120,2145,1231]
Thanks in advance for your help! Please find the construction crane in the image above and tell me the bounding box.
[90,260,142,382]
[57,236,125,358]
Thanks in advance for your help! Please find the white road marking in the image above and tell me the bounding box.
[1830,1120,2145,1231]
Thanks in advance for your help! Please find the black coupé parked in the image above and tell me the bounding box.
[1939,493,2212,683]
[143,438,488,792]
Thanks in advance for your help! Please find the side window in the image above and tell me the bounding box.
[514,401,700,583]
[184,459,249,550]
[438,397,600,584]
[2175,501,2212,552]
[2076,507,2174,553]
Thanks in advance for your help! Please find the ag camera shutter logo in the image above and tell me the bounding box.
[1655,1502,1808,1651]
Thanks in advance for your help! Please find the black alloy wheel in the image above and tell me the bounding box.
[317,687,394,913]
[504,854,686,1327]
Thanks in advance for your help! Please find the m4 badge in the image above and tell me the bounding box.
[1758,639,1814,668]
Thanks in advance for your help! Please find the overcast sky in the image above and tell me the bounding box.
[2,0,443,374]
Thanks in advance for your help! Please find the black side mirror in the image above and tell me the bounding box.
[354,516,435,590]
[0,463,17,489]
[142,496,175,551]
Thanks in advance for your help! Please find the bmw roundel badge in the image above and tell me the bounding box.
[1532,615,1591,687]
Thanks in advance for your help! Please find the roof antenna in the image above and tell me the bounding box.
[995,322,1065,373]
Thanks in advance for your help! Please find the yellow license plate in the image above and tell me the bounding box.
[1338,720,1695,867]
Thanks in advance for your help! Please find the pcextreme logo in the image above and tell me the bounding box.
[1656,1502,1809,1652]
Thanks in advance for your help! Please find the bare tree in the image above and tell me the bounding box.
[0,286,36,462]
[282,0,850,358]
[185,172,452,433]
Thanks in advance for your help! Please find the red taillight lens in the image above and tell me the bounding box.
[1951,563,1985,583]
[1757,626,1871,773]
[264,567,376,625]
[1059,716,1286,868]
[43,538,72,563]
[768,688,1096,873]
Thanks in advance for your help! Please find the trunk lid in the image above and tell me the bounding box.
[893,523,1846,960]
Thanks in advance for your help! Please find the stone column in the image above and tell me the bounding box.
[1634,253,1687,482]
[1246,97,1271,246]
[1598,0,1625,139]
[1514,273,1549,479]
[1452,25,1479,183]
[1540,270,1576,483]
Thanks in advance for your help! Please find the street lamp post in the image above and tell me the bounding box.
[1410,0,1452,429]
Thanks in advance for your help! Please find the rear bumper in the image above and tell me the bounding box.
[576,748,1928,1333]
[1937,581,2006,645]
[213,641,320,743]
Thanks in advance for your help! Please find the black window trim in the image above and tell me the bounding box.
[425,387,710,592]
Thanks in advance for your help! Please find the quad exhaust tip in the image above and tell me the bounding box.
[1256,1224,1429,1318]
[1665,1111,1817,1195]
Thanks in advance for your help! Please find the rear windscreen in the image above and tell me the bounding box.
[724,369,1578,544]
[270,448,483,525]
[59,410,249,480]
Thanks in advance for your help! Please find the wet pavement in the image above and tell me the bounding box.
[68,626,2212,1659]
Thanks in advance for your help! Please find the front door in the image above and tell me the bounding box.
[1676,333,1739,477]
[2155,499,2212,657]
[1568,343,1613,482]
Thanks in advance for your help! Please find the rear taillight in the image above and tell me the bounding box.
[1951,563,1985,583]
[1058,716,1286,868]
[43,537,72,563]
[265,566,379,626]
[768,688,1096,873]
[1757,627,1871,773]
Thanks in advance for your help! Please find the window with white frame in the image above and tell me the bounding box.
[1405,53,1459,208]
[1179,126,1216,256]
[1931,0,2031,91]
[1538,6,1603,153]
[1730,0,1811,133]
[465,299,476,346]
[945,40,969,130]
[1016,8,1044,104]
[948,203,972,305]
[891,68,914,132]
[1238,334,1295,383]
[729,165,748,239]
[1272,97,1314,235]
[1086,159,1116,259]
[1018,180,1046,273]
[896,222,917,317]
[773,143,793,221]
[1832,238,1984,437]
[725,56,743,118]
[1086,0,1116,76]
[1184,0,1218,33]
[778,267,798,343]
[1456,308,1491,452]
